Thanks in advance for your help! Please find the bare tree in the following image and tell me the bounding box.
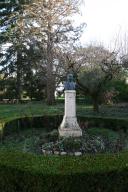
[63,45,121,112]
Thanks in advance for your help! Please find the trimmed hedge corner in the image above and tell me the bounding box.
[0,150,128,191]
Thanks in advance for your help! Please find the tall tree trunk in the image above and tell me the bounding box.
[16,53,22,101]
[46,24,55,105]
[46,62,55,105]
[46,74,55,105]
[16,69,22,101]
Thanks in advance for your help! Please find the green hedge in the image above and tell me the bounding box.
[3,115,128,136]
[0,150,128,191]
[78,116,128,132]
[3,115,62,135]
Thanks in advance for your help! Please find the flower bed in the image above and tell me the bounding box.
[41,129,125,156]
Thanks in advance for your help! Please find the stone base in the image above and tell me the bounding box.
[59,129,82,137]
[59,116,82,137]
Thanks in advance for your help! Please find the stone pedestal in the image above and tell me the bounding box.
[59,90,82,137]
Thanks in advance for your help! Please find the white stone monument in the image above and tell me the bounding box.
[59,73,82,137]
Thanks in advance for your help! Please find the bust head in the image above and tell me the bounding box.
[64,73,75,90]
[67,73,74,82]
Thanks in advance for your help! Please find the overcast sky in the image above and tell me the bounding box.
[78,0,128,49]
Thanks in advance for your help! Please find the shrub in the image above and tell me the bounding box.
[0,150,128,191]
[48,129,59,142]
[86,127,118,139]
[62,137,82,152]
[105,79,128,103]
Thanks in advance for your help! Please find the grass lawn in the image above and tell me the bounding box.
[0,101,128,122]
[0,102,64,122]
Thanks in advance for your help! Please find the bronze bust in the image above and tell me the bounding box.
[64,73,76,90]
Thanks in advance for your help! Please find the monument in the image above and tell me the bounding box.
[59,72,82,137]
